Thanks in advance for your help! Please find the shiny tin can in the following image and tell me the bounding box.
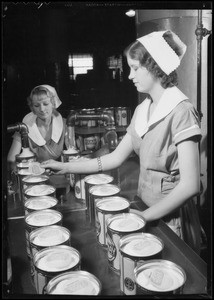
[106,213,146,273]
[89,183,121,226]
[33,245,81,294]
[25,209,63,258]
[134,259,186,295]
[45,270,101,295]
[84,173,114,217]
[95,196,130,247]
[24,196,58,215]
[119,233,164,295]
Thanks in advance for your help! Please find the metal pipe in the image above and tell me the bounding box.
[7,122,30,148]
[66,111,118,152]
[195,10,212,122]
[195,10,211,209]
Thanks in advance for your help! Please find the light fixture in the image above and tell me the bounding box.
[125,10,135,17]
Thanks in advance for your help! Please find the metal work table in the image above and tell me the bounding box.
[5,158,209,298]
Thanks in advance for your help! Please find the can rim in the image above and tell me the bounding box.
[29,225,71,246]
[89,183,121,195]
[134,259,187,291]
[119,232,164,257]
[34,245,81,272]
[24,196,58,209]
[25,209,62,225]
[96,196,130,212]
[46,270,102,295]
[84,173,114,184]
[107,212,146,230]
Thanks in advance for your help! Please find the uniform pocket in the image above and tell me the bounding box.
[161,175,178,194]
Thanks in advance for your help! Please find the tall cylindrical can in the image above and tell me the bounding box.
[106,213,146,273]
[24,196,58,215]
[24,184,56,202]
[134,259,186,295]
[45,270,101,295]
[33,245,81,294]
[84,173,114,217]
[95,196,130,247]
[114,107,131,127]
[25,209,63,259]
[89,183,121,226]
[119,233,164,295]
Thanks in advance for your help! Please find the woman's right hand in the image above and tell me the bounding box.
[41,159,64,171]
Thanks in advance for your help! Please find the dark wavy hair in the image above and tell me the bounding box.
[124,31,182,88]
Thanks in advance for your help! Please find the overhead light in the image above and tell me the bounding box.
[125,10,135,17]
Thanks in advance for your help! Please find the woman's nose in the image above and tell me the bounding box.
[128,70,134,80]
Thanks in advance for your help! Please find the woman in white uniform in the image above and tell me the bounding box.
[41,31,202,246]
[7,85,67,169]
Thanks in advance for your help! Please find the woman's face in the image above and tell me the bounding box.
[127,56,155,93]
[31,93,54,121]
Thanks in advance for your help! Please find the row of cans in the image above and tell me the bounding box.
[74,107,131,127]
[15,156,102,295]
[67,171,187,295]
[15,155,186,295]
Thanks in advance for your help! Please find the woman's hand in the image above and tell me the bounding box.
[41,160,66,174]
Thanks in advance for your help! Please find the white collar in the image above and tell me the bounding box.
[135,86,188,137]
[22,112,63,146]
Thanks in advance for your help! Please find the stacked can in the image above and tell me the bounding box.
[33,245,81,294]
[119,232,164,295]
[74,156,92,208]
[134,259,186,295]
[84,174,114,220]
[114,107,131,127]
[45,270,102,295]
[24,196,58,215]
[106,213,146,273]
[62,148,80,188]
[89,184,121,227]
[95,196,130,248]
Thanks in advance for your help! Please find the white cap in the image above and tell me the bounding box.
[137,30,187,75]
[32,84,62,108]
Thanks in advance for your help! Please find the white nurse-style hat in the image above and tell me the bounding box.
[137,30,187,75]
[32,84,62,108]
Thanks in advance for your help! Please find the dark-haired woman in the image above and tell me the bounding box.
[41,31,202,240]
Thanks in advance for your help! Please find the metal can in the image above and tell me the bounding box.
[29,225,71,258]
[84,174,114,217]
[29,225,71,283]
[134,259,186,295]
[106,213,146,273]
[17,168,33,200]
[95,196,130,247]
[24,184,56,201]
[119,233,164,295]
[45,270,101,295]
[15,153,36,164]
[74,157,91,206]
[62,148,80,188]
[25,209,63,259]
[89,183,121,226]
[22,174,49,193]
[114,107,131,127]
[24,196,58,215]
[33,245,81,294]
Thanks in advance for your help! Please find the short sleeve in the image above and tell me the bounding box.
[172,101,202,145]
